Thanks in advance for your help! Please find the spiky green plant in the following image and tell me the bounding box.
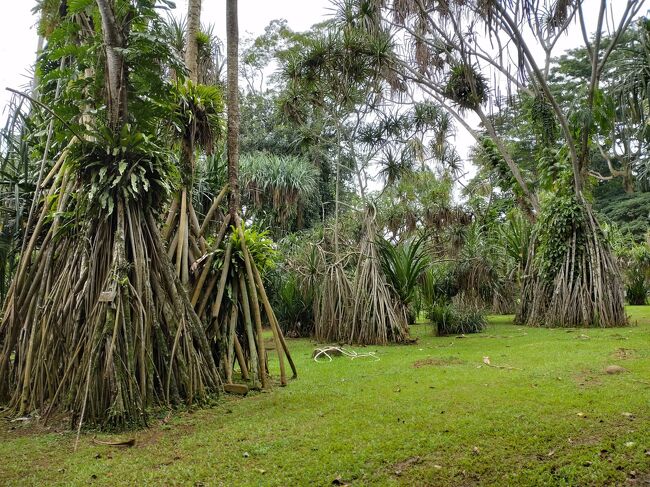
[0,96,33,301]
[271,272,314,337]
[619,242,650,305]
[240,152,319,232]
[427,302,487,336]
[444,64,488,111]
[377,234,429,321]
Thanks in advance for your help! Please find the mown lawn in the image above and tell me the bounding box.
[1,307,649,486]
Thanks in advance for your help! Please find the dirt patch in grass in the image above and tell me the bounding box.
[612,348,636,360]
[0,418,69,440]
[135,428,165,448]
[413,356,466,368]
[168,422,197,438]
[627,471,650,485]
[573,369,603,388]
[155,453,185,469]
[566,432,604,447]
[138,418,198,448]
[391,455,422,476]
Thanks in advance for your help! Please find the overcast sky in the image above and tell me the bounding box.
[0,0,331,122]
[0,1,644,185]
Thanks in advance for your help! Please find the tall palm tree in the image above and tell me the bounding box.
[185,0,202,83]
[226,0,240,218]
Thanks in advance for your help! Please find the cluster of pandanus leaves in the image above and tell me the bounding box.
[239,152,319,231]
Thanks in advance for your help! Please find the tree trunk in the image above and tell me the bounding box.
[226,0,240,218]
[165,0,203,286]
[95,0,127,128]
[185,0,202,83]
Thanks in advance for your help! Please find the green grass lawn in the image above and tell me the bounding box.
[1,307,649,486]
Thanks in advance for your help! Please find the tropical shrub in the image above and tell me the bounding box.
[418,264,457,308]
[427,303,487,336]
[377,234,429,323]
[619,242,650,305]
[270,272,314,337]
[240,152,319,235]
[267,230,321,337]
[230,225,278,273]
[421,263,487,336]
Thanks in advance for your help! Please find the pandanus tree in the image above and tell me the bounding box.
[278,18,418,344]
[162,0,226,287]
[0,96,33,302]
[186,0,297,388]
[609,17,650,190]
[551,18,650,193]
[354,0,644,327]
[239,152,319,236]
[0,0,221,428]
[280,16,406,241]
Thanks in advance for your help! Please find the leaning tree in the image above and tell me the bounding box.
[0,0,220,428]
[352,0,645,327]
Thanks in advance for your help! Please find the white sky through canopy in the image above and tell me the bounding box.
[0,1,645,189]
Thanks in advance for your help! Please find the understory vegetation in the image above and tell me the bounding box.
[1,308,649,486]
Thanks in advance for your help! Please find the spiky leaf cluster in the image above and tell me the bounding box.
[171,81,225,155]
[444,64,488,111]
[71,124,175,217]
